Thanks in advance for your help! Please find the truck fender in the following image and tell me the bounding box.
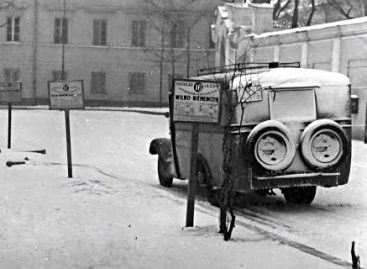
[149,138,177,177]
[149,138,171,156]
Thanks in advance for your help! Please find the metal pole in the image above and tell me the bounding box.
[32,0,39,103]
[61,0,66,80]
[186,123,199,227]
[65,109,73,178]
[7,103,12,149]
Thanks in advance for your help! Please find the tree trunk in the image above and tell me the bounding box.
[292,0,299,28]
[306,0,315,26]
[186,29,190,78]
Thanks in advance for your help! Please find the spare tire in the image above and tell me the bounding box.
[246,120,296,172]
[300,119,349,170]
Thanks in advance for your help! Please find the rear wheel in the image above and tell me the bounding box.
[207,188,220,207]
[158,157,173,187]
[282,186,317,205]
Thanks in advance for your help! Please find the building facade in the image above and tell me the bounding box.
[212,1,367,140]
[0,0,220,106]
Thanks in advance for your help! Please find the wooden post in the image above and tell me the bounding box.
[186,123,199,227]
[7,103,12,149]
[351,241,360,269]
[64,109,73,178]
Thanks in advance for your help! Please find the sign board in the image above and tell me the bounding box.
[48,80,85,110]
[0,82,22,103]
[172,79,221,123]
[237,83,263,103]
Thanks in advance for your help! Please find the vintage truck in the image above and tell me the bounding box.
[149,62,351,205]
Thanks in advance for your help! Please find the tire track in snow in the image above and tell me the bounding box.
[196,202,355,269]
[151,185,357,269]
[22,160,359,269]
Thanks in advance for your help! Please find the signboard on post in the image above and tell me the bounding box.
[48,80,85,179]
[172,79,221,123]
[0,82,22,103]
[172,79,222,227]
[0,82,22,149]
[48,80,85,110]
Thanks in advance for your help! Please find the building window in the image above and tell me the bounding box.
[129,73,146,95]
[168,74,184,92]
[209,26,215,49]
[93,19,107,46]
[6,17,20,42]
[170,18,184,48]
[52,70,68,81]
[91,72,106,94]
[131,20,146,47]
[4,68,20,83]
[54,18,68,44]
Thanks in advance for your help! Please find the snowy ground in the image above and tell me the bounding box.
[0,108,365,269]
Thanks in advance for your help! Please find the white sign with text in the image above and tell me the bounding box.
[48,80,85,110]
[173,79,221,123]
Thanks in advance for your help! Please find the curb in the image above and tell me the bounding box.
[0,105,169,116]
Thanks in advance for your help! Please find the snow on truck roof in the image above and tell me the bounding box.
[195,68,350,89]
[233,68,350,89]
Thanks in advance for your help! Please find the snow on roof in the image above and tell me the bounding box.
[224,2,249,9]
[248,2,273,9]
[256,16,367,38]
[224,2,273,9]
[218,5,229,19]
[232,68,350,89]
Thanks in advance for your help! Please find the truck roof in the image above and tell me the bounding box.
[194,68,350,89]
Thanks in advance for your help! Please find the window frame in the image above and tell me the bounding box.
[91,71,106,94]
[131,20,147,47]
[128,72,146,95]
[6,16,20,42]
[54,17,68,44]
[209,25,215,49]
[170,18,185,48]
[4,68,21,83]
[93,19,107,46]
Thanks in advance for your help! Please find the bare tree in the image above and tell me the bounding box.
[143,0,216,106]
[274,0,364,29]
[325,0,359,19]
[273,0,292,20]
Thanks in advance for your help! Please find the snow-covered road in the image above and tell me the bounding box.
[0,109,365,268]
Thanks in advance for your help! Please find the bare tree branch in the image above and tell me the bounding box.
[306,0,316,26]
[328,0,355,19]
[273,0,282,19]
[292,0,300,28]
[275,0,292,19]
